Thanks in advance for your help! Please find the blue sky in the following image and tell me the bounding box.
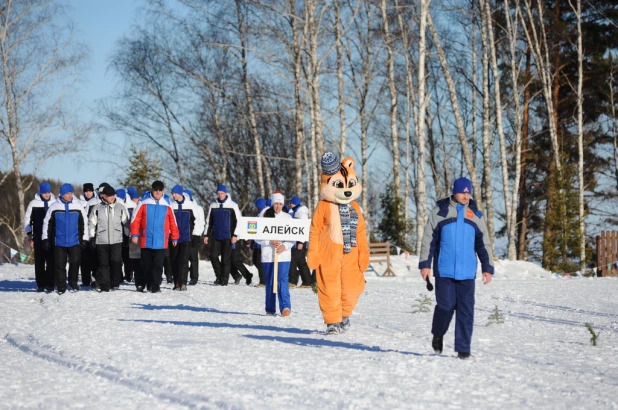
[36,0,144,186]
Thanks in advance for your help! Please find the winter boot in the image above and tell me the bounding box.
[326,323,341,335]
[432,336,443,354]
[340,316,350,332]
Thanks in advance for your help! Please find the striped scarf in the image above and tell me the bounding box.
[339,204,358,253]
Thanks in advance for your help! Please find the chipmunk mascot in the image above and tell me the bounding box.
[308,152,369,334]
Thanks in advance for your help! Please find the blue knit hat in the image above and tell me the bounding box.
[321,152,340,175]
[116,189,126,200]
[255,197,265,210]
[59,183,74,196]
[183,189,193,201]
[171,184,184,195]
[452,178,472,195]
[290,196,301,206]
[127,186,138,199]
[216,184,227,193]
[39,182,51,195]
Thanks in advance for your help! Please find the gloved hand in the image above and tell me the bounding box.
[42,239,50,251]
[89,238,96,250]
[81,240,89,250]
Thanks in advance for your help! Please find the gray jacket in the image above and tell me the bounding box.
[89,200,129,245]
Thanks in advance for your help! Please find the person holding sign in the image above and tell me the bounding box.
[258,191,294,317]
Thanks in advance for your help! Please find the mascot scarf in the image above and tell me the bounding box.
[339,204,358,253]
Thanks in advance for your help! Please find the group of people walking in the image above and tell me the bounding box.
[25,180,313,295]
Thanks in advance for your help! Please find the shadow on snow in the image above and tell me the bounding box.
[120,318,318,335]
[0,279,37,292]
[130,303,264,317]
[243,334,427,356]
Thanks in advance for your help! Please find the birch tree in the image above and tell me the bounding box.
[0,0,88,250]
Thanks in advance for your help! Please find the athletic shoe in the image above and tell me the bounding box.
[256,283,266,288]
[172,286,179,291]
[457,352,475,360]
[432,336,443,354]
[57,289,66,295]
[189,280,198,285]
[340,316,350,331]
[298,285,312,289]
[136,286,144,292]
[234,276,242,285]
[326,323,341,335]
[180,285,187,291]
[281,308,291,317]
[289,283,297,288]
[150,287,161,293]
[245,275,253,286]
[45,287,54,293]
[37,287,45,292]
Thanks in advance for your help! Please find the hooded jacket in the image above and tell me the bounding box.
[204,194,242,241]
[89,199,130,245]
[25,193,56,241]
[42,197,89,247]
[419,197,494,280]
[130,193,179,249]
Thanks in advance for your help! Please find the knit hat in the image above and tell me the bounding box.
[171,184,184,195]
[151,180,164,191]
[59,183,74,196]
[321,152,340,175]
[452,178,472,195]
[127,186,138,199]
[102,185,116,197]
[39,182,52,195]
[216,184,227,193]
[116,188,126,200]
[290,196,301,206]
[265,199,272,207]
[272,190,285,205]
[255,197,265,210]
[83,183,94,192]
[183,189,193,201]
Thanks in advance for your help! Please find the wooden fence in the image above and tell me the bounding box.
[596,231,618,277]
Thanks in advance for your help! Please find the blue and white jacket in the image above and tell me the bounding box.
[419,197,494,280]
[204,195,242,241]
[24,193,56,241]
[42,197,89,247]
[171,193,203,243]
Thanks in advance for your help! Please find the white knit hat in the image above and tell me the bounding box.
[272,191,285,205]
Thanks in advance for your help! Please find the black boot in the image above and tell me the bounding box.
[432,336,443,354]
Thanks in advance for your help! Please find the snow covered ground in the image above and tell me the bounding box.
[1,256,617,409]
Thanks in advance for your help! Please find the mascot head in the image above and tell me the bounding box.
[320,152,362,204]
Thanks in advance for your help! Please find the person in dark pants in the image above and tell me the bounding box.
[79,183,99,287]
[124,187,141,285]
[42,184,89,294]
[130,181,179,293]
[253,197,267,288]
[170,185,202,291]
[115,188,132,283]
[25,182,56,292]
[287,196,312,288]
[184,189,204,285]
[89,185,129,292]
[419,177,494,360]
[230,239,253,285]
[203,184,242,286]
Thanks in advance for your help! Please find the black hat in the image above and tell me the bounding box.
[102,185,116,196]
[98,182,111,193]
[83,183,94,192]
[151,180,164,191]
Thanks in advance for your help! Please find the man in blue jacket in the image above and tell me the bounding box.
[418,177,494,360]
[42,184,89,294]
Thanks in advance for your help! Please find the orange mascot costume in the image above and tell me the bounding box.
[308,152,369,334]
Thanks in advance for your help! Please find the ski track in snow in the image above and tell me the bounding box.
[1,260,618,409]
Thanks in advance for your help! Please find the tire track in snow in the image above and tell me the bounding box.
[5,332,235,410]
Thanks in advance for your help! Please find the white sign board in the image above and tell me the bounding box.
[236,216,310,242]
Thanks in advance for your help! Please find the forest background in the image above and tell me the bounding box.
[1,0,618,273]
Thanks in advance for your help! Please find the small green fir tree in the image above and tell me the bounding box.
[486,305,505,326]
[585,322,599,346]
[118,145,163,194]
[376,183,415,251]
[411,294,432,314]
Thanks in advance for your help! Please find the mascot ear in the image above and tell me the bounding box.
[342,157,354,169]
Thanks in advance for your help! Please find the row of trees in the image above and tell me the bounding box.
[2,0,618,272]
